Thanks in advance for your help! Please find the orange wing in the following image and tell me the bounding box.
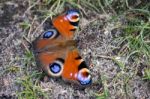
[52,9,79,39]
[62,49,92,85]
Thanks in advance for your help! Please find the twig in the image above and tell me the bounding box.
[27,16,36,38]
[97,55,113,59]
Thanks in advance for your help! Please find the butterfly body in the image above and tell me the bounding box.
[33,9,92,86]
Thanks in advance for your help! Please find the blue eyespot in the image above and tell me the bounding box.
[42,29,59,39]
[66,9,79,23]
[77,69,92,86]
[48,59,64,77]
[43,31,54,38]
[79,78,92,85]
[67,9,79,15]
[49,63,61,74]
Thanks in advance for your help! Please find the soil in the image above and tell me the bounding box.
[0,0,149,99]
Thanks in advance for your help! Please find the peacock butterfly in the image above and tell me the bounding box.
[32,9,92,86]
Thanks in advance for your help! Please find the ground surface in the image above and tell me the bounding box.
[0,0,150,99]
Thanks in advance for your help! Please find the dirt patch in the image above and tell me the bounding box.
[0,0,26,97]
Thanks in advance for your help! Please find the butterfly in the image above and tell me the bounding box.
[32,9,92,86]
